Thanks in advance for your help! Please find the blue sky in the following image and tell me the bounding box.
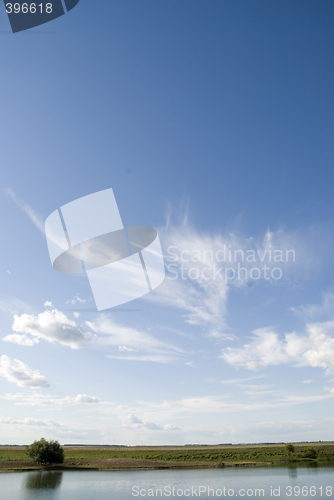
[0,0,334,445]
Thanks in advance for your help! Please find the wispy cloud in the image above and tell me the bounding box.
[133,392,334,421]
[87,315,185,363]
[0,296,33,316]
[147,223,229,338]
[213,416,334,441]
[6,188,45,234]
[0,415,61,427]
[145,221,308,340]
[2,392,99,407]
[107,354,180,363]
[211,376,264,385]
[237,384,274,397]
[290,293,334,321]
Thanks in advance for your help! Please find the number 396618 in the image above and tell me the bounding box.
[5,3,53,14]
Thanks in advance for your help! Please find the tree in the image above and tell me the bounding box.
[26,438,64,465]
[302,446,318,459]
[285,443,295,455]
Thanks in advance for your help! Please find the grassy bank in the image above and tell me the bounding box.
[0,443,333,472]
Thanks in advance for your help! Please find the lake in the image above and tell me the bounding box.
[0,466,333,499]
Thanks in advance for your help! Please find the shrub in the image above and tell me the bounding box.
[285,444,295,455]
[302,446,318,459]
[26,438,64,465]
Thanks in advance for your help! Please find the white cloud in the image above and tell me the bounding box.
[124,413,181,431]
[11,309,92,349]
[302,380,314,384]
[71,394,99,404]
[6,270,11,275]
[3,334,39,347]
[0,415,61,427]
[118,346,137,352]
[2,393,99,406]
[0,355,49,388]
[44,301,53,308]
[221,327,305,370]
[303,322,334,370]
[164,424,181,431]
[6,188,45,234]
[67,295,89,305]
[221,321,334,372]
[127,414,142,425]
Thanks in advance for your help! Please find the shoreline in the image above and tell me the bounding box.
[0,459,271,473]
[2,458,326,473]
[0,462,272,474]
[1,443,332,473]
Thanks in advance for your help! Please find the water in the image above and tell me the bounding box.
[0,466,333,499]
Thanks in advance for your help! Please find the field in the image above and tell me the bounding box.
[0,442,334,472]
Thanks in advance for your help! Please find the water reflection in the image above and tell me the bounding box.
[287,461,319,479]
[288,467,297,478]
[4,467,332,500]
[305,462,318,471]
[25,471,63,490]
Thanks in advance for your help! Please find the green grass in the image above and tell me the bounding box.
[1,443,334,465]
